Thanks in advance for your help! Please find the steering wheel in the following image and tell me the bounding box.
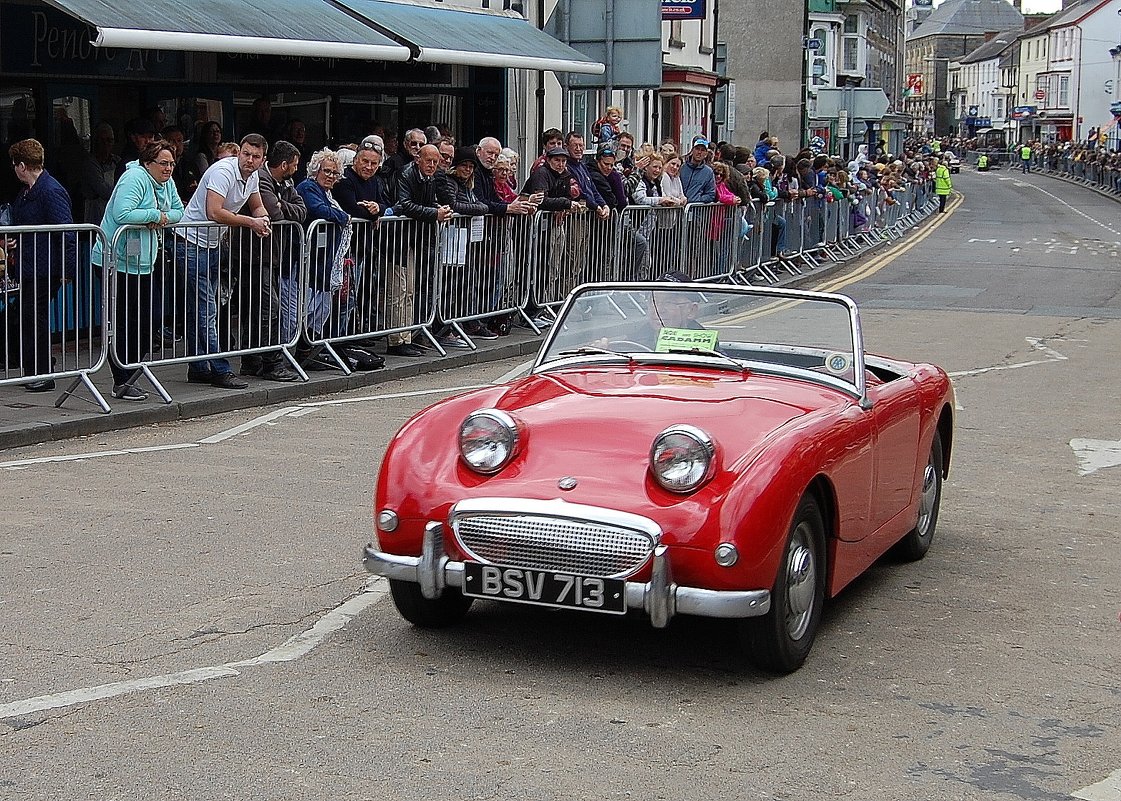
[607,340,653,352]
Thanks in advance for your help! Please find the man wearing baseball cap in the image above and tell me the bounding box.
[679,136,716,203]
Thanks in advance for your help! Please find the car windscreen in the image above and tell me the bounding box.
[536,284,864,396]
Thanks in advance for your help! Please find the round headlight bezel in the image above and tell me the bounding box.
[459,409,520,475]
[649,424,716,494]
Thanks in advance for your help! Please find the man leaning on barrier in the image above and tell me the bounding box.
[174,133,272,389]
[389,143,452,357]
[237,138,305,382]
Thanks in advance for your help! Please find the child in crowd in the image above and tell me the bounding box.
[216,142,240,159]
[593,106,624,148]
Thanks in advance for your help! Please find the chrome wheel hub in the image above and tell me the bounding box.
[917,460,938,538]
[785,529,817,640]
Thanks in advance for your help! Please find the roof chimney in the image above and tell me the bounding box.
[984,30,997,42]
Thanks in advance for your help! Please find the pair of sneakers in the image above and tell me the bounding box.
[112,384,148,401]
[463,321,499,341]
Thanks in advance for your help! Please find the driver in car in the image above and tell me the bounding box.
[592,288,711,352]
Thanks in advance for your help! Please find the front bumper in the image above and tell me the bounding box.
[364,521,771,628]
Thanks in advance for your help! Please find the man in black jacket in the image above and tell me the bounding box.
[235,139,305,382]
[523,147,583,309]
[386,145,451,356]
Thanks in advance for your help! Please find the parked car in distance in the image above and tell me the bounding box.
[364,282,955,674]
[945,151,961,173]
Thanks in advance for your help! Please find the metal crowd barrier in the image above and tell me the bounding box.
[434,212,534,350]
[303,215,440,365]
[1033,152,1121,195]
[1,185,942,411]
[0,223,110,411]
[621,204,685,281]
[532,207,624,312]
[106,219,306,399]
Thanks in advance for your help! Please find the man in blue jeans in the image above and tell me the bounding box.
[174,134,272,388]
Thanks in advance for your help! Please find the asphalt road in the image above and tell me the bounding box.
[2,169,1119,801]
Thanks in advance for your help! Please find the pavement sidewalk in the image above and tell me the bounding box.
[0,332,543,451]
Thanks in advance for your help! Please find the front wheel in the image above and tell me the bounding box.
[741,495,826,674]
[892,434,943,562]
[389,580,474,628]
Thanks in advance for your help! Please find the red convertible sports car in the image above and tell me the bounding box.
[364,282,954,673]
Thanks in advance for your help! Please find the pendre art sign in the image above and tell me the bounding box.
[1011,105,1037,120]
[662,0,706,19]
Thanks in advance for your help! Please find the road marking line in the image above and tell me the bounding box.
[817,193,965,293]
[231,578,389,666]
[1070,439,1121,476]
[948,337,1067,378]
[1072,768,1121,800]
[0,443,200,471]
[197,407,300,444]
[296,384,488,408]
[1018,181,1121,238]
[494,360,534,384]
[0,666,241,719]
[0,578,389,720]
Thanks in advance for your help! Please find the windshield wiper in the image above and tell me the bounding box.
[665,347,747,372]
[556,346,636,362]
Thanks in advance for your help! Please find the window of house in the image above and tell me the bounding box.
[844,37,859,72]
[569,90,588,139]
[812,27,828,57]
[995,96,1005,119]
[844,14,858,34]
[1058,75,1069,107]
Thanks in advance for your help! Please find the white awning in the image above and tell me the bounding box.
[334,0,606,74]
[44,0,604,73]
[44,0,411,61]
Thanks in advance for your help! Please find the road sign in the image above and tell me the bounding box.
[1034,89,1046,100]
[803,37,823,51]
[813,88,890,120]
[838,110,849,138]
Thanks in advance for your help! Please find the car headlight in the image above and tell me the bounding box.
[650,424,715,493]
[459,409,520,475]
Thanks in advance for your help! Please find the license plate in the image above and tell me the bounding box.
[462,562,627,615]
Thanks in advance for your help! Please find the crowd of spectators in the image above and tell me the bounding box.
[2,107,944,395]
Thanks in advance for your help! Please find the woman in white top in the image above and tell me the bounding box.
[660,154,686,204]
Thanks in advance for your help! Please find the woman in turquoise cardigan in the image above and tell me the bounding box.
[91,139,184,400]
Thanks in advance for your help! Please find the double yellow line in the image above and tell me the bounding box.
[815,191,964,293]
[722,192,964,323]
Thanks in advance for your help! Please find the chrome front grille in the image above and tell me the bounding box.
[450,498,661,579]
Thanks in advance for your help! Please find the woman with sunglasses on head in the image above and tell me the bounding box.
[295,150,351,363]
[91,139,184,400]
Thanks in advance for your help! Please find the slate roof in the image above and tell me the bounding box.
[910,0,1024,40]
[959,28,1022,63]
[1043,0,1109,30]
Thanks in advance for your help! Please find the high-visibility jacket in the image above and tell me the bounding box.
[977,154,989,168]
[934,164,952,194]
[1020,145,1033,160]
